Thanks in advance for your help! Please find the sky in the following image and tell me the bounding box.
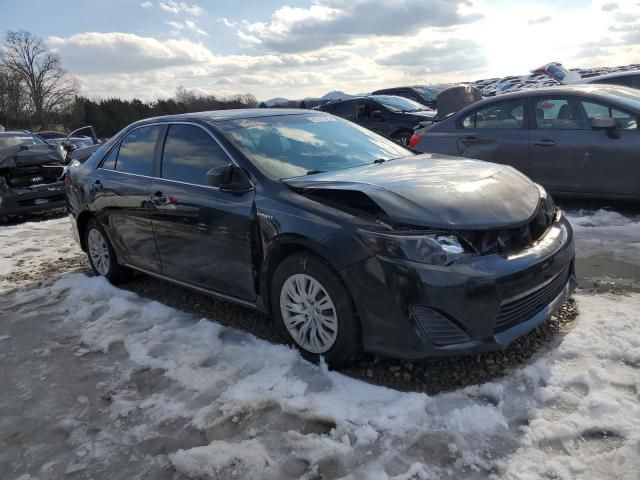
[1,0,639,101]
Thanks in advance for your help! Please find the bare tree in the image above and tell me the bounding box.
[0,30,78,128]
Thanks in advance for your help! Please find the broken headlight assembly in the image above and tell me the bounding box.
[357,229,473,266]
[536,183,559,220]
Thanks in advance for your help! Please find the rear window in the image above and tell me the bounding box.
[115,125,161,176]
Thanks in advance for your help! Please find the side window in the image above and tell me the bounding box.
[115,125,161,176]
[332,101,355,118]
[581,101,609,120]
[534,97,587,129]
[355,101,371,119]
[101,145,119,170]
[461,99,525,129]
[579,100,638,130]
[161,124,231,186]
[610,107,638,130]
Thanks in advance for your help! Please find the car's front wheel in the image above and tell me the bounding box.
[85,218,126,282]
[271,253,360,366]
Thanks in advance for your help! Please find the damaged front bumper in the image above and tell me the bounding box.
[341,214,576,360]
[0,181,66,217]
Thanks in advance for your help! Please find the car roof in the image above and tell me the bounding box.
[466,84,639,104]
[0,131,35,136]
[134,108,311,125]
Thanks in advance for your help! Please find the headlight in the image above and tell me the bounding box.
[535,184,558,218]
[358,229,471,266]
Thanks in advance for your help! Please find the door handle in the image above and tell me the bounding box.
[459,136,480,143]
[151,191,168,205]
[533,140,556,147]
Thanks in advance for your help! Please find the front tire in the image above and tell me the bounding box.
[85,218,126,283]
[271,252,360,367]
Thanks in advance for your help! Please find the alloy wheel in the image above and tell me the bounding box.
[87,228,110,276]
[279,273,338,354]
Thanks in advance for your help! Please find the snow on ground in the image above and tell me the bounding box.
[3,272,640,479]
[0,217,82,292]
[1,210,640,479]
[566,209,640,266]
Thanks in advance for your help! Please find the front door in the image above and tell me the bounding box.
[355,100,391,137]
[149,123,257,301]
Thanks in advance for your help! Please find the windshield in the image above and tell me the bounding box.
[0,133,48,148]
[370,95,427,112]
[70,137,95,149]
[413,85,448,102]
[217,113,412,179]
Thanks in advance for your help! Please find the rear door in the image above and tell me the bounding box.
[454,97,530,175]
[92,125,162,271]
[149,123,257,301]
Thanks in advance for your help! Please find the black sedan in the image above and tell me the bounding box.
[318,95,435,145]
[410,85,640,199]
[66,109,575,366]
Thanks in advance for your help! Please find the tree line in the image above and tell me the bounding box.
[0,30,258,137]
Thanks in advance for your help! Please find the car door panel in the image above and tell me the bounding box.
[149,179,256,300]
[91,125,162,272]
[149,123,257,301]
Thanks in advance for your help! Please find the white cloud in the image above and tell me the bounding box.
[48,32,214,74]
[165,19,208,36]
[141,1,153,8]
[158,0,202,16]
[239,0,483,53]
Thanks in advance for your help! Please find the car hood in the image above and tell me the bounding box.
[0,145,63,169]
[283,154,541,230]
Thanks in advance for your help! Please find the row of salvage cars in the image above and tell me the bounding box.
[0,126,100,219]
[323,63,640,200]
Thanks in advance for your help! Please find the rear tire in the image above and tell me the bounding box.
[85,218,127,283]
[271,252,361,367]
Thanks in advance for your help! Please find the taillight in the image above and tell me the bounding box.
[408,133,422,149]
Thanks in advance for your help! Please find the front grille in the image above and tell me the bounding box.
[411,306,471,346]
[458,208,554,256]
[6,165,63,188]
[494,267,569,333]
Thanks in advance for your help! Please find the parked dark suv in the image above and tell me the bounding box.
[372,85,449,109]
[0,131,66,218]
[66,109,575,366]
[318,95,436,145]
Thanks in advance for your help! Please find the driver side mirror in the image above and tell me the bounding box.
[207,163,252,192]
[370,110,384,120]
[63,141,77,152]
[591,116,620,139]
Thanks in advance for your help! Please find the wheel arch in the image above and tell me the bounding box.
[76,210,95,252]
[260,236,348,315]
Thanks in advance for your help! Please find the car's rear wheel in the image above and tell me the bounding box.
[85,218,126,282]
[271,252,360,366]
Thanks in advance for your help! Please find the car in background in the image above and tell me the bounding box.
[410,85,640,199]
[318,95,436,145]
[37,131,67,141]
[66,109,575,366]
[371,85,450,109]
[0,131,66,218]
[576,70,640,90]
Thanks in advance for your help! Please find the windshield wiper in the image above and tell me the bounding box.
[306,169,325,175]
[373,158,386,164]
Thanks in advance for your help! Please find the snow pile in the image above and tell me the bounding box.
[5,273,639,479]
[566,209,640,265]
[0,217,82,292]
